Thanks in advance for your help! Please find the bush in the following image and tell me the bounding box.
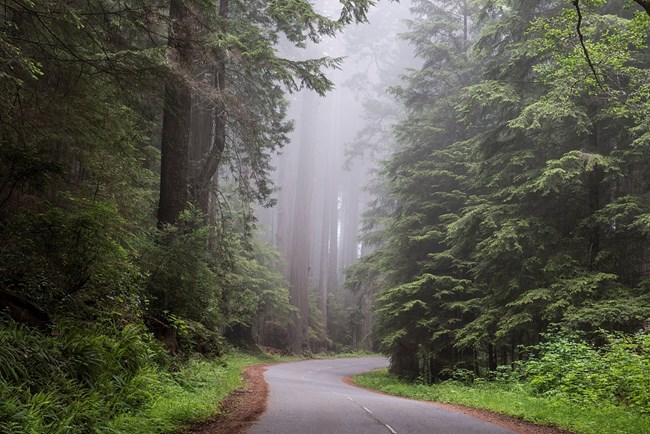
[519,332,650,413]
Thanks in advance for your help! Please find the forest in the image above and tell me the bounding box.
[0,0,649,432]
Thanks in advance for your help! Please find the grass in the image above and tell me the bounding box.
[354,369,650,434]
[0,317,379,434]
[105,351,287,434]
[107,350,369,433]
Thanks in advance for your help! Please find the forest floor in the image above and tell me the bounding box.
[185,362,569,434]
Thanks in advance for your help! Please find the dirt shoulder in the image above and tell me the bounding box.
[187,362,570,434]
[185,363,269,434]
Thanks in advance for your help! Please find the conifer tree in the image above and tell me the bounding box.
[363,0,650,380]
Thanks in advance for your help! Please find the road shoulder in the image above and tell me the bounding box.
[185,364,269,434]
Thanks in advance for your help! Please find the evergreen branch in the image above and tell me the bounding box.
[572,0,605,91]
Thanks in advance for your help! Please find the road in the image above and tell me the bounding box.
[248,357,516,434]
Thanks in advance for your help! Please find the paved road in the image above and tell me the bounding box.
[248,357,515,434]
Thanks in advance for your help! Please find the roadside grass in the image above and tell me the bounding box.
[106,351,286,434]
[354,369,650,434]
[1,318,376,434]
[312,351,381,359]
[107,350,368,433]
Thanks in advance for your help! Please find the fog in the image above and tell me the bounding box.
[256,0,418,351]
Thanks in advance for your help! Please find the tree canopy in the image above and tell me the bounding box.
[351,0,650,380]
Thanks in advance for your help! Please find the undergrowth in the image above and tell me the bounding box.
[354,332,650,434]
[355,369,650,433]
[0,319,281,434]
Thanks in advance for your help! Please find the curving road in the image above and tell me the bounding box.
[248,357,515,434]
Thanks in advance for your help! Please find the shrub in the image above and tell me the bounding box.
[519,332,650,413]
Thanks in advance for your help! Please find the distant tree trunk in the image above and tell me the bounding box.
[287,91,317,353]
[318,191,331,331]
[327,189,339,292]
[158,0,192,225]
[317,144,339,332]
[276,148,294,263]
[340,168,360,273]
[488,344,497,371]
[358,290,373,350]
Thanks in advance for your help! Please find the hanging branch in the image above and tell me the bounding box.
[634,0,650,16]
[572,0,605,91]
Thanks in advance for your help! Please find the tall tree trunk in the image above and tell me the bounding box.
[318,189,331,331]
[327,187,339,292]
[189,0,228,214]
[287,91,318,353]
[158,0,192,225]
[276,147,294,264]
[189,73,214,212]
[340,168,360,274]
[317,141,339,332]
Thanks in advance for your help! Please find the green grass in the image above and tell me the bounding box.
[354,369,650,434]
[106,351,288,434]
[0,317,380,434]
[107,350,374,433]
[311,351,381,359]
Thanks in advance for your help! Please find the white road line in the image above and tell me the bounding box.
[363,406,373,414]
[346,396,354,401]
[385,424,397,434]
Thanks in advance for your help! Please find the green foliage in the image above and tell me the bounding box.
[357,0,650,382]
[0,0,389,430]
[142,207,221,328]
[0,318,163,433]
[0,317,285,434]
[307,292,331,353]
[520,332,650,413]
[354,368,650,434]
[107,351,278,434]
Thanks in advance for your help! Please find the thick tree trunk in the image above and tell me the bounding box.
[189,80,214,212]
[317,140,340,332]
[189,0,228,214]
[287,91,318,353]
[158,0,192,225]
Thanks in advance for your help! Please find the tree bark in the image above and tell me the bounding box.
[317,189,331,331]
[287,90,318,353]
[189,0,228,214]
[158,0,192,225]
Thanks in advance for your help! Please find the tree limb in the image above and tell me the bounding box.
[634,0,650,16]
[572,0,605,91]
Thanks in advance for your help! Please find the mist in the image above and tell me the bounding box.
[255,0,418,352]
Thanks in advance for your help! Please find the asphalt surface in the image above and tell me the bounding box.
[248,357,516,434]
